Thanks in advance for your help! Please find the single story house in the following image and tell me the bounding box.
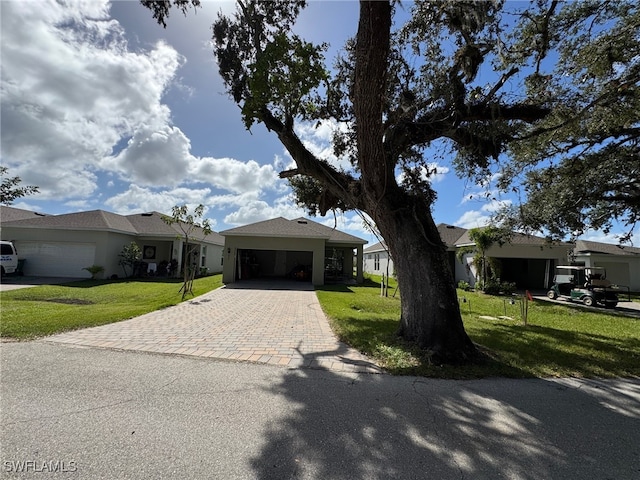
[364,224,640,291]
[364,224,572,290]
[363,224,467,280]
[454,230,571,290]
[219,217,367,286]
[0,206,224,279]
[572,240,640,291]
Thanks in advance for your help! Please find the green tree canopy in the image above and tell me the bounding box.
[0,166,39,205]
[495,1,640,243]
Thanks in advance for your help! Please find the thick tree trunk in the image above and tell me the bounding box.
[354,1,476,363]
[371,197,477,363]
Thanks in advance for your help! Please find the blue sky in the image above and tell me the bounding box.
[1,0,636,246]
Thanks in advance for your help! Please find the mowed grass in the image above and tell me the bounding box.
[316,276,640,378]
[0,275,223,339]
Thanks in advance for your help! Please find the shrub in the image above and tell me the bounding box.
[82,265,104,280]
[482,279,517,296]
[457,280,471,291]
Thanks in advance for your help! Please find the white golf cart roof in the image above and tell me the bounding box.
[556,266,606,270]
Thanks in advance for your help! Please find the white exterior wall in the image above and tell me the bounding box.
[363,250,394,277]
[2,226,223,279]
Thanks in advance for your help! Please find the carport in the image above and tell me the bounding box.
[220,217,367,286]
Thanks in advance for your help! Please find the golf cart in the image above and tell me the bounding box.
[547,266,619,308]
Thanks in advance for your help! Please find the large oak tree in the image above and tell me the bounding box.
[142,0,637,363]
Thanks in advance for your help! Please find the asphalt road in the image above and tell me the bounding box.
[1,342,639,480]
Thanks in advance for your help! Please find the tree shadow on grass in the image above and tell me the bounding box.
[250,346,640,479]
[326,314,530,378]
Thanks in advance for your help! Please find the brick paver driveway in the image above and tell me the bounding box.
[45,280,382,373]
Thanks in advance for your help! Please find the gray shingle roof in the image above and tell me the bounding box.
[220,217,367,244]
[2,209,138,233]
[0,205,48,222]
[125,212,224,245]
[1,208,224,245]
[363,241,386,253]
[363,224,467,253]
[454,229,569,247]
[574,239,640,256]
[438,224,467,247]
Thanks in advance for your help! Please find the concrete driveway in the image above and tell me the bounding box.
[44,280,382,374]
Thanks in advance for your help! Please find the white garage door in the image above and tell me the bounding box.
[17,242,96,278]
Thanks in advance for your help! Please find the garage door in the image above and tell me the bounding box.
[17,242,96,277]
[595,261,630,287]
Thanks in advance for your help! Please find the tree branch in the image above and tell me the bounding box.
[260,108,363,209]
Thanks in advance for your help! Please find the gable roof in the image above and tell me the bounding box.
[438,224,467,247]
[574,239,640,257]
[363,241,386,254]
[220,217,367,244]
[0,208,223,245]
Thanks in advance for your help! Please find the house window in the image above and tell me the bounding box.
[201,246,207,267]
[374,253,380,271]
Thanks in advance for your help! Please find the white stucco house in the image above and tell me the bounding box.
[571,240,640,291]
[363,223,640,291]
[0,206,224,279]
[219,217,367,286]
[363,224,468,282]
[454,230,571,290]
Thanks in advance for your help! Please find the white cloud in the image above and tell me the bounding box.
[580,229,640,247]
[107,126,194,186]
[223,196,307,226]
[455,211,492,229]
[454,200,512,229]
[104,184,212,217]
[1,0,183,198]
[294,119,353,172]
[189,157,279,195]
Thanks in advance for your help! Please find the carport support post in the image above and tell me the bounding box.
[356,245,364,283]
[174,239,184,278]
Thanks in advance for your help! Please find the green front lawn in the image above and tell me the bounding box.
[1,275,222,339]
[316,276,640,378]
[3,273,638,379]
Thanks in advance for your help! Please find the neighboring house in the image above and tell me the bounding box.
[0,206,224,279]
[363,241,390,277]
[571,240,640,291]
[219,217,367,286]
[363,224,571,290]
[363,224,467,280]
[455,230,571,290]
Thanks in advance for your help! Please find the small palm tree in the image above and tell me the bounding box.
[82,264,104,280]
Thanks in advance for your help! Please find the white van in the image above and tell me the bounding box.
[1,241,19,276]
